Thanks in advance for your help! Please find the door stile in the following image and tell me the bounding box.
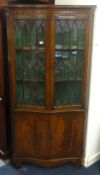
[45,16,51,110]
[82,14,95,109]
[48,15,55,110]
[6,13,17,109]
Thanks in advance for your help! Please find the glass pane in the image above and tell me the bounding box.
[69,21,78,49]
[37,20,45,48]
[15,19,46,106]
[55,82,82,106]
[22,21,30,48]
[31,21,36,48]
[15,20,25,49]
[77,20,87,49]
[55,20,87,50]
[54,49,84,106]
[54,19,86,107]
[55,51,69,81]
[56,20,70,49]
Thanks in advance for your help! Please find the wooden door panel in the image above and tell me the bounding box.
[50,112,85,158]
[14,112,50,158]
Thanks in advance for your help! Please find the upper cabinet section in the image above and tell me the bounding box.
[5,5,95,111]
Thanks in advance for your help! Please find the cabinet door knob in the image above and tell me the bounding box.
[0,97,3,101]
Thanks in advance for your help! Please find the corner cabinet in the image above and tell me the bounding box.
[6,4,95,167]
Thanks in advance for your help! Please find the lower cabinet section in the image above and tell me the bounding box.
[12,111,85,167]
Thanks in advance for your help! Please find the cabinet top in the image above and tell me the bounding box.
[5,4,96,10]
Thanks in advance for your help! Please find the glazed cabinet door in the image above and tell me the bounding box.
[15,19,46,107]
[51,10,93,110]
[7,10,50,110]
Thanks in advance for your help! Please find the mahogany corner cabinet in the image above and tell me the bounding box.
[5,4,95,167]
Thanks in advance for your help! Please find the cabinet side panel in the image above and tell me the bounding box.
[0,17,4,97]
[0,14,7,154]
[0,103,7,150]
